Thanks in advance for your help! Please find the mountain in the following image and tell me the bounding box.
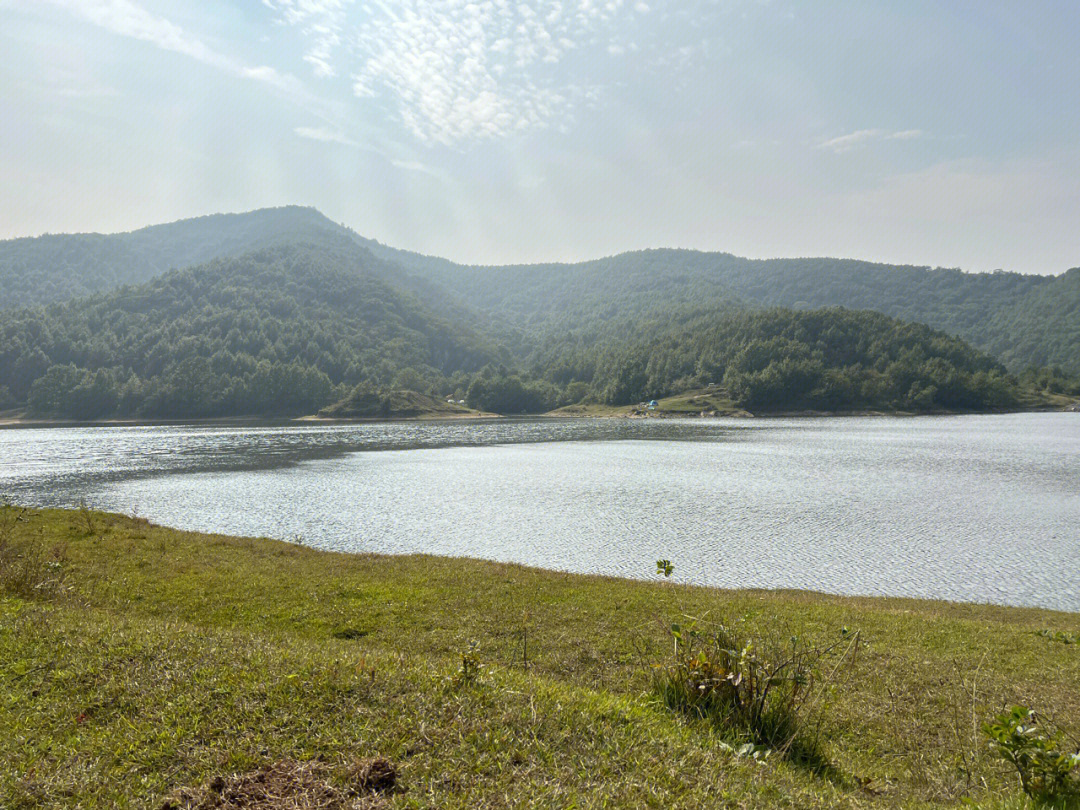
[356,243,1080,374]
[0,238,497,418]
[5,206,1077,373]
[0,206,343,310]
[4,206,1076,373]
[0,251,1022,418]
[0,206,1075,419]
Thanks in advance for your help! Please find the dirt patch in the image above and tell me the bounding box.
[160,758,398,809]
[344,758,396,793]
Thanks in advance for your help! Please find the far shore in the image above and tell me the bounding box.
[1,401,1075,429]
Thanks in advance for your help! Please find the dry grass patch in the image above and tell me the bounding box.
[160,757,398,810]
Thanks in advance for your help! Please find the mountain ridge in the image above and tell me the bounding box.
[1,206,1077,385]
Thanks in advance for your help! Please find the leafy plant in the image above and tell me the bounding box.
[983,706,1080,801]
[1036,629,1079,645]
[656,559,674,578]
[449,641,484,688]
[653,617,858,762]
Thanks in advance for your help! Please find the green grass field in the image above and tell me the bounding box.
[2,506,1079,808]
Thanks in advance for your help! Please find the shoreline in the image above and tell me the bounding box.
[5,503,1077,617]
[2,403,1074,429]
[0,411,503,429]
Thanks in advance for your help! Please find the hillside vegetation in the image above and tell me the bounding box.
[0,261,1022,419]
[515,306,1018,414]
[2,507,1079,808]
[361,240,1080,375]
[0,240,497,419]
[318,387,478,420]
[0,207,1076,419]
[0,206,342,310]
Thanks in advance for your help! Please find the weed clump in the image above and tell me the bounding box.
[448,641,485,689]
[652,618,858,763]
[1036,629,1079,645]
[984,706,1080,802]
[0,506,70,600]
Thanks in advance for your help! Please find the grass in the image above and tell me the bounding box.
[1016,388,1080,412]
[2,507,1080,808]
[317,389,484,421]
[549,387,748,418]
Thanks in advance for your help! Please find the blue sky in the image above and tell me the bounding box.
[2,1,1078,273]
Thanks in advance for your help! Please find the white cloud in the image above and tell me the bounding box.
[294,125,359,147]
[818,128,924,153]
[42,0,287,88]
[817,128,883,152]
[265,0,648,145]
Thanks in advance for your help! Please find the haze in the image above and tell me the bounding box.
[2,0,1079,274]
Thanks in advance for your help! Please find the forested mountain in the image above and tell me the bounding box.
[0,239,498,418]
[4,206,1076,373]
[980,268,1080,370]
[0,206,342,310]
[0,206,1074,419]
[473,305,1019,414]
[363,244,1080,374]
[0,254,1022,418]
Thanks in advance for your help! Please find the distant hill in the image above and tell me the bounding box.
[359,244,1079,374]
[0,238,1023,417]
[0,206,343,310]
[4,206,1076,372]
[0,206,1076,420]
[0,239,497,418]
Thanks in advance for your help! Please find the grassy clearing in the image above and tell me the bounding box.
[2,507,1079,808]
[1016,388,1080,412]
[549,388,748,418]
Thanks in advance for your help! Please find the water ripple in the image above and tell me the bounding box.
[2,414,1078,612]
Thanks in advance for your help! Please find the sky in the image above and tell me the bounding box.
[2,1,1079,274]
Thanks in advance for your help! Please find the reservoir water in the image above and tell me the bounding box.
[2,413,1078,611]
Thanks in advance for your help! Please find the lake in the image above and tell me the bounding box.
[2,413,1078,611]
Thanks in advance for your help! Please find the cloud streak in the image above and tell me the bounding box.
[294,125,359,147]
[818,128,924,153]
[42,0,290,88]
[39,0,384,157]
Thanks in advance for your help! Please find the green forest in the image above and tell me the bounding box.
[0,207,1076,420]
[0,242,497,418]
[359,232,1080,374]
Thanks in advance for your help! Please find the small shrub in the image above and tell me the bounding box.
[0,536,71,601]
[77,499,96,536]
[984,706,1080,802]
[652,618,858,761]
[445,641,485,690]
